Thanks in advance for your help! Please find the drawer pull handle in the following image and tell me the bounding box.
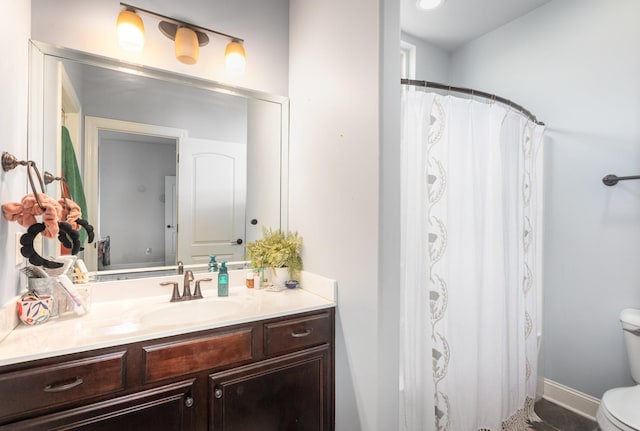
[291,329,312,338]
[214,388,223,399]
[44,377,84,392]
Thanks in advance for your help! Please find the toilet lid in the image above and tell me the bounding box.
[601,385,640,430]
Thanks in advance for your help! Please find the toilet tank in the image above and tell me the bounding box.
[620,309,640,383]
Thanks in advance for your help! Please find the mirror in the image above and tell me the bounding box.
[29,41,289,277]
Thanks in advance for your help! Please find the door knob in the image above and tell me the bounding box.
[236,238,243,245]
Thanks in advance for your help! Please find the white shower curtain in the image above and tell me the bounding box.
[400,89,544,431]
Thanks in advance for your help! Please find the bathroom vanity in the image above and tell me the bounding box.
[0,274,336,430]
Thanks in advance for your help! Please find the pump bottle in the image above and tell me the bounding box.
[218,261,229,296]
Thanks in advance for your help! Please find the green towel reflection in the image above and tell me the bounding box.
[62,126,88,245]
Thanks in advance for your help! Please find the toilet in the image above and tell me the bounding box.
[597,309,640,431]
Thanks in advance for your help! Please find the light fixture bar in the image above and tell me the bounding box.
[120,2,244,43]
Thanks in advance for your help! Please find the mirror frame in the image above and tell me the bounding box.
[28,40,290,278]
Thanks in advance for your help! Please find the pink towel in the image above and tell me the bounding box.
[2,193,63,238]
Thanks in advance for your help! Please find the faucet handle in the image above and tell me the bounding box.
[194,278,212,299]
[161,281,181,302]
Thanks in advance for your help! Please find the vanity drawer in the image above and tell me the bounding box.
[0,351,126,422]
[264,311,332,356]
[143,328,254,383]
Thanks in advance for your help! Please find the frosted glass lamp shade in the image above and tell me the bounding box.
[175,27,199,64]
[225,41,246,74]
[417,0,445,10]
[117,10,145,51]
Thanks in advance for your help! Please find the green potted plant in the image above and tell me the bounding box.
[246,227,303,285]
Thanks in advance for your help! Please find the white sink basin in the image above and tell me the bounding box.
[139,297,250,327]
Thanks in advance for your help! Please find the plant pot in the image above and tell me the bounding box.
[265,267,289,287]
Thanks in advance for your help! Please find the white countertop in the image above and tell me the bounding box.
[0,271,336,367]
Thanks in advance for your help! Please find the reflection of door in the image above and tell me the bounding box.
[177,138,246,264]
[164,176,177,265]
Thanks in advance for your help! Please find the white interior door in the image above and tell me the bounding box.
[164,176,177,265]
[177,138,246,264]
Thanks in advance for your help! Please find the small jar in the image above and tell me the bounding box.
[246,271,255,288]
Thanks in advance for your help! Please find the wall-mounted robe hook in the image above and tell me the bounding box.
[602,174,640,186]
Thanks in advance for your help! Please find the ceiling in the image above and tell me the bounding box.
[400,0,552,52]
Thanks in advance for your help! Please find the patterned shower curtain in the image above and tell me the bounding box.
[399,89,544,431]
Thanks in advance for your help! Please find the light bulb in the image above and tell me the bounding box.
[225,41,246,75]
[117,10,145,51]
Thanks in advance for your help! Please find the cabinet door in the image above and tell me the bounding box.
[0,380,196,431]
[209,346,331,431]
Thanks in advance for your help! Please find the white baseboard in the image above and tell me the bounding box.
[543,378,600,422]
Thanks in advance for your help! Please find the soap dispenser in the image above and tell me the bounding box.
[218,261,229,297]
[208,255,219,272]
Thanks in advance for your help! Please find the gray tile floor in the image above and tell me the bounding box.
[531,399,598,431]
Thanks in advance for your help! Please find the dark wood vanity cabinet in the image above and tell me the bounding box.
[1,380,197,431]
[0,309,334,431]
[209,346,330,431]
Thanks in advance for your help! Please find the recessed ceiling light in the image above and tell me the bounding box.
[417,0,446,10]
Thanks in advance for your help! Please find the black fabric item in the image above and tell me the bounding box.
[19,223,64,268]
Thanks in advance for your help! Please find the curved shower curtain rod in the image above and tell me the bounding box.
[401,78,545,126]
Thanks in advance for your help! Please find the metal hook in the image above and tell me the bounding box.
[44,171,71,209]
[44,171,66,185]
[2,152,28,172]
[26,162,46,211]
[2,152,46,211]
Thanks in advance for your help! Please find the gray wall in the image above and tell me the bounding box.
[401,31,450,82]
[447,0,640,398]
[0,2,30,324]
[99,137,175,268]
[289,0,401,428]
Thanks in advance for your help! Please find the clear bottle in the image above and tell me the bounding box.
[218,261,229,296]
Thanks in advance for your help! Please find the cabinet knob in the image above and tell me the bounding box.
[214,388,223,399]
[185,396,194,408]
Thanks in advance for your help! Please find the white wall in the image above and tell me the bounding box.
[289,0,400,429]
[401,31,450,82]
[449,0,640,398]
[31,0,289,96]
[0,1,30,336]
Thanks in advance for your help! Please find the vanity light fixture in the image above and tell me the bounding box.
[117,3,247,72]
[225,40,246,74]
[417,0,446,10]
[116,9,145,51]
